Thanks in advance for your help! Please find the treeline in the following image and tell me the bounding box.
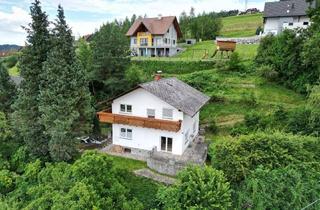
[179,8,222,41]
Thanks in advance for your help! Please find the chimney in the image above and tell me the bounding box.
[158,14,162,20]
[154,71,162,81]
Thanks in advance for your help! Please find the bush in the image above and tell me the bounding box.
[287,107,312,135]
[157,166,232,210]
[236,163,320,209]
[207,119,218,134]
[3,55,18,69]
[239,91,258,107]
[257,65,279,82]
[131,60,216,75]
[210,132,320,183]
[227,52,244,72]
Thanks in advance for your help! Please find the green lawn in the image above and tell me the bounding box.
[221,13,263,37]
[106,154,147,172]
[176,41,259,60]
[8,65,20,76]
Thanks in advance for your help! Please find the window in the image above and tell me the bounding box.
[184,130,189,145]
[164,38,167,44]
[140,38,148,46]
[120,128,132,139]
[303,22,309,25]
[133,38,137,44]
[147,109,155,118]
[193,121,197,133]
[161,136,173,152]
[162,108,173,119]
[173,40,176,45]
[288,22,293,26]
[120,104,132,113]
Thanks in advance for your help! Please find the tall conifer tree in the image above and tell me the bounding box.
[13,0,51,158]
[39,5,93,161]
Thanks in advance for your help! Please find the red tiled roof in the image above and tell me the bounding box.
[126,16,182,38]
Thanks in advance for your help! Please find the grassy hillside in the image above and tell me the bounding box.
[220,13,263,37]
[176,41,259,60]
[167,69,305,142]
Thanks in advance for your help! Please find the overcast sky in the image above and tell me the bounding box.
[0,0,271,45]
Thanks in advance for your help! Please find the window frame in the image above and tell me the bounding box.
[120,104,132,114]
[162,108,173,120]
[120,128,133,140]
[147,108,156,118]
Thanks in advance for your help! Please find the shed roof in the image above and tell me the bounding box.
[264,0,313,18]
[126,16,182,38]
[139,78,210,117]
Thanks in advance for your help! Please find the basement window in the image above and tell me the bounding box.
[288,22,293,26]
[303,22,309,25]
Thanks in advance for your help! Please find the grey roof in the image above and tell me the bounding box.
[264,0,313,18]
[139,78,210,117]
[10,76,23,86]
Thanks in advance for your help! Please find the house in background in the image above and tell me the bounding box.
[97,73,209,157]
[126,16,182,57]
[263,0,315,35]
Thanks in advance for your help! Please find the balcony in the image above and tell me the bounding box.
[97,111,181,132]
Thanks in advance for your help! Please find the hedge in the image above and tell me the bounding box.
[131,60,216,75]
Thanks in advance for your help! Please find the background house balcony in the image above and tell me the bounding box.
[97,111,182,132]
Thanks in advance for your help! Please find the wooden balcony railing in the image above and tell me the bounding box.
[97,111,182,132]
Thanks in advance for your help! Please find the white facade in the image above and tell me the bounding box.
[264,16,310,35]
[111,88,199,155]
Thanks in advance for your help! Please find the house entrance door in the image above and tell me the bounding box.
[161,136,173,152]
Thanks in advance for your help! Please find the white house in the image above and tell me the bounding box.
[263,0,315,35]
[126,16,182,57]
[98,74,210,156]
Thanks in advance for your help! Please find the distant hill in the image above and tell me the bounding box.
[0,44,22,52]
[220,13,263,37]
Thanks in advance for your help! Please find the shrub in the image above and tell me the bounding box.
[239,92,258,107]
[157,166,232,210]
[210,132,320,183]
[227,52,244,72]
[207,119,218,134]
[257,65,279,82]
[236,163,320,209]
[287,107,312,135]
[3,55,18,69]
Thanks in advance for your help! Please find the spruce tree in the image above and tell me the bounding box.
[13,0,51,158]
[0,64,16,113]
[39,5,93,161]
[91,22,130,101]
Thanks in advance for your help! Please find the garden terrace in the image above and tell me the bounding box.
[97,110,182,132]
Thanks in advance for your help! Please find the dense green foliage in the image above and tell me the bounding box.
[236,163,320,209]
[179,8,222,41]
[38,6,93,161]
[91,22,130,101]
[0,64,16,113]
[157,166,231,210]
[131,60,216,74]
[255,5,320,94]
[13,0,51,158]
[210,132,320,183]
[0,152,144,210]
